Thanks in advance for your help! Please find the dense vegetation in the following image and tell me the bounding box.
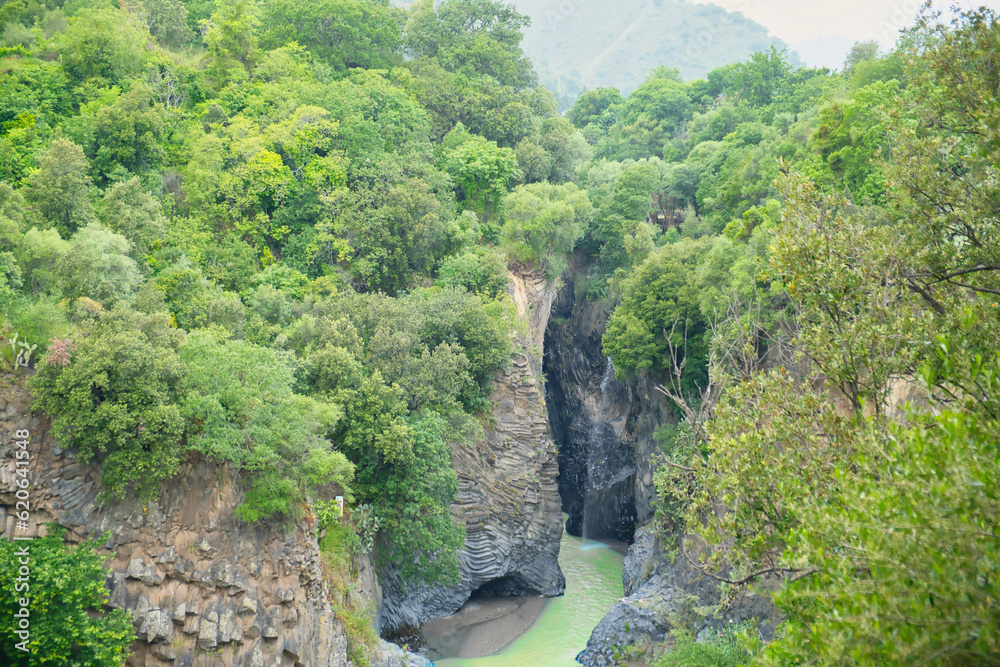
[0,527,135,665]
[596,9,1000,667]
[2,0,998,664]
[1,0,570,599]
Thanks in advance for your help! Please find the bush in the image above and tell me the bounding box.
[28,305,186,499]
[654,627,751,667]
[0,527,135,666]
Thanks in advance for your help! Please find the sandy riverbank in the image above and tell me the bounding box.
[421,596,548,659]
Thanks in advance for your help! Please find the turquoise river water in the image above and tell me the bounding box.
[435,525,625,667]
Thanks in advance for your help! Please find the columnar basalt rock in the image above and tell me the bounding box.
[543,264,672,542]
[0,377,350,667]
[378,268,566,631]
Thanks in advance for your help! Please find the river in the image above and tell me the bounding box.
[424,521,625,666]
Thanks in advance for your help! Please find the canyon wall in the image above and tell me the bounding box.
[542,259,779,666]
[377,268,566,632]
[0,376,352,667]
[543,263,669,541]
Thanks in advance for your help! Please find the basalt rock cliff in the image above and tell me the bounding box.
[378,268,566,632]
[0,376,353,667]
[544,261,669,542]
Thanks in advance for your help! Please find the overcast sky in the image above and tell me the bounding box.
[688,0,1000,68]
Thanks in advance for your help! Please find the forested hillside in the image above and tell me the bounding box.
[0,0,998,665]
[394,0,797,108]
[518,0,797,107]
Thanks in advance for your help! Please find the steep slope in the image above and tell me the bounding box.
[544,258,669,541]
[0,377,351,667]
[521,0,795,96]
[393,0,800,105]
[377,268,566,632]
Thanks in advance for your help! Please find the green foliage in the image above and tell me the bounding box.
[405,0,534,89]
[89,83,167,183]
[653,626,753,667]
[132,0,194,48]
[203,0,260,88]
[261,0,403,72]
[772,175,925,413]
[178,328,354,522]
[568,87,624,129]
[98,176,167,263]
[0,527,135,666]
[56,7,149,85]
[288,287,511,582]
[436,246,509,300]
[603,239,709,392]
[58,223,141,305]
[501,180,591,276]
[655,12,1000,667]
[24,139,96,237]
[371,411,465,585]
[319,519,380,666]
[17,227,68,295]
[443,134,519,219]
[28,306,186,500]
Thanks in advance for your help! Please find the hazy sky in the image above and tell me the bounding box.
[688,0,1000,67]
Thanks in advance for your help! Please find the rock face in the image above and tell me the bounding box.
[378,268,566,632]
[0,377,350,667]
[544,264,672,540]
[543,260,780,664]
[577,526,778,667]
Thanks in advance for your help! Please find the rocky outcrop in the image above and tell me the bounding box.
[544,263,673,541]
[578,526,778,667]
[378,268,565,631]
[372,640,433,667]
[0,377,350,667]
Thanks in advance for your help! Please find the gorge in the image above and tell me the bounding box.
[0,261,684,667]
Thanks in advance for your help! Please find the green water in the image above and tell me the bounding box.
[436,527,625,667]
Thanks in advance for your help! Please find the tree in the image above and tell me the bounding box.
[501,181,591,276]
[125,0,193,48]
[436,246,509,300]
[765,370,1000,666]
[539,116,591,183]
[17,227,68,295]
[0,528,135,666]
[261,0,403,72]
[842,39,879,75]
[730,46,793,108]
[567,87,624,129]
[373,412,465,585]
[58,223,141,306]
[442,134,518,219]
[24,139,96,237]
[98,177,167,264]
[91,84,166,182]
[603,238,710,392]
[29,306,187,500]
[203,0,260,88]
[405,0,534,89]
[57,8,148,85]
